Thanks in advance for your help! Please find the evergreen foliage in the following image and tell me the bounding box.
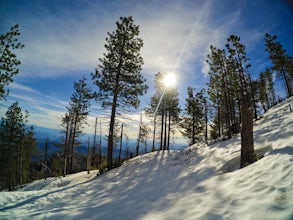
[207,46,240,139]
[60,77,92,176]
[0,102,37,190]
[258,68,276,112]
[265,33,293,97]
[136,122,150,156]
[0,24,24,100]
[226,35,255,167]
[180,88,206,145]
[207,35,254,167]
[92,16,147,170]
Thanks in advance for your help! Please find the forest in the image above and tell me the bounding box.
[0,17,292,191]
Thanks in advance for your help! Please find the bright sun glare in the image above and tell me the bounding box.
[163,73,176,87]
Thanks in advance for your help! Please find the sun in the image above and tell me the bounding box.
[162,73,176,87]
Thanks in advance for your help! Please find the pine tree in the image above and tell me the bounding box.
[265,33,293,97]
[259,72,269,112]
[258,68,276,112]
[180,88,206,145]
[0,102,36,190]
[264,68,276,106]
[146,72,180,151]
[207,35,255,167]
[0,24,25,100]
[61,77,92,175]
[206,46,240,139]
[92,17,147,170]
[226,35,254,167]
[164,82,180,150]
[140,124,150,153]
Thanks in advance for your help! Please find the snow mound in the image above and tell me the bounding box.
[0,97,292,219]
[19,170,99,191]
[221,145,273,173]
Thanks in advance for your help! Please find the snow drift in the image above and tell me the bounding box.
[0,98,292,220]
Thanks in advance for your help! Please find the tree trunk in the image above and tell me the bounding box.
[107,94,117,170]
[167,113,171,150]
[248,75,258,120]
[64,116,69,176]
[69,115,79,173]
[205,100,208,143]
[160,107,164,150]
[99,119,102,170]
[163,110,167,150]
[240,99,255,167]
[87,137,91,174]
[152,115,156,152]
[107,66,121,170]
[192,116,195,145]
[119,124,124,162]
[92,117,97,168]
[281,67,293,97]
[45,138,48,180]
[217,105,221,138]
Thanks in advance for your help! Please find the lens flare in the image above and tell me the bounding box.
[163,73,176,87]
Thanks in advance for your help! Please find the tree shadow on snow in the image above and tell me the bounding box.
[269,146,293,155]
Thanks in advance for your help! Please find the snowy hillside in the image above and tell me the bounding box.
[0,98,292,220]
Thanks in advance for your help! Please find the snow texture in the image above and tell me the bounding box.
[0,98,292,220]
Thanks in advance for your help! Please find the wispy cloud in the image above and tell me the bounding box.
[12,1,216,80]
[0,82,68,128]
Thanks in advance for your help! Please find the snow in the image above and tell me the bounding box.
[1,98,293,220]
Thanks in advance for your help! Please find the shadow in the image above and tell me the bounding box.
[62,148,211,220]
[0,174,98,212]
[221,145,273,173]
[269,146,293,155]
[0,187,65,212]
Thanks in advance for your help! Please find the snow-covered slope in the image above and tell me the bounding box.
[0,98,292,220]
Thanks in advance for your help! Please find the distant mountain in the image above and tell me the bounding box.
[31,125,187,160]
[32,125,60,140]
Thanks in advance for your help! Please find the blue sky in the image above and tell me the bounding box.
[1,0,293,139]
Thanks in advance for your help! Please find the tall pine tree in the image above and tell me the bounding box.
[265,33,293,97]
[207,35,254,167]
[207,46,240,139]
[180,88,206,145]
[0,102,36,190]
[92,17,147,170]
[226,35,254,167]
[61,77,92,175]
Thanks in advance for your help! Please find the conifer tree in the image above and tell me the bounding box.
[258,68,276,112]
[92,17,147,170]
[180,88,206,145]
[140,123,150,153]
[207,35,254,167]
[265,33,293,97]
[207,46,240,139]
[61,77,92,175]
[0,102,36,190]
[146,72,180,150]
[264,68,276,106]
[258,72,269,112]
[0,24,24,100]
[226,35,254,167]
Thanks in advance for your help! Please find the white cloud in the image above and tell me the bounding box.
[8,82,41,94]
[15,1,216,80]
